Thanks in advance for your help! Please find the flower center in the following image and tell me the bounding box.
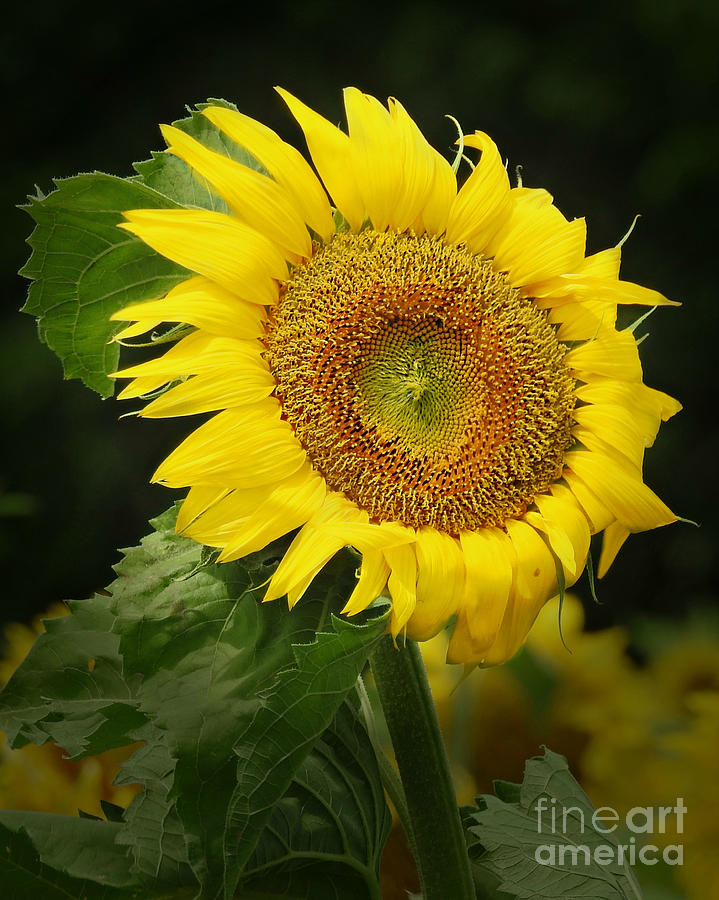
[264,230,575,533]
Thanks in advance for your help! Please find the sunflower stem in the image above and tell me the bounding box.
[368,635,475,900]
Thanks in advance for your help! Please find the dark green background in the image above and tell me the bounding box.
[1,0,716,630]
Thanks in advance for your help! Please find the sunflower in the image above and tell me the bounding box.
[111,88,680,665]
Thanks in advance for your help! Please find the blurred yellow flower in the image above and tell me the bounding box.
[0,608,139,818]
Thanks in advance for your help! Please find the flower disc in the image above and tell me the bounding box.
[266,230,576,533]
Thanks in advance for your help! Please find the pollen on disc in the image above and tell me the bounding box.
[264,230,576,533]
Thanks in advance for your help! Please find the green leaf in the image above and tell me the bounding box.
[21,173,189,396]
[464,747,645,899]
[240,698,390,900]
[0,506,390,898]
[0,810,136,889]
[0,594,146,756]
[133,99,265,209]
[19,99,270,398]
[0,813,192,899]
[113,731,196,889]
[110,507,389,898]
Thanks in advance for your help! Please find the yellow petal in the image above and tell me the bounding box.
[112,318,163,341]
[531,491,591,583]
[114,332,266,381]
[263,494,363,603]
[263,494,410,605]
[161,124,312,257]
[139,366,274,418]
[217,468,326,561]
[120,209,287,305]
[116,374,171,401]
[388,97,450,233]
[406,529,465,641]
[532,273,679,307]
[182,484,275,543]
[548,299,617,341]
[344,88,402,232]
[561,470,614,533]
[152,403,305,488]
[111,281,267,341]
[573,403,648,469]
[578,247,621,279]
[597,521,631,578]
[480,519,558,666]
[385,544,418,638]
[564,449,676,532]
[574,379,681,447]
[487,188,586,287]
[277,88,365,231]
[446,528,513,664]
[202,104,335,242]
[342,551,390,616]
[445,131,511,250]
[564,328,642,382]
[176,485,233,536]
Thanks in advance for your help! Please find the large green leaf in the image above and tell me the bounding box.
[464,747,644,899]
[133,99,265,208]
[1,506,391,898]
[241,699,390,900]
[106,509,389,899]
[20,174,189,397]
[20,100,266,399]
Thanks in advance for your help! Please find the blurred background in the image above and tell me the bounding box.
[1,2,718,897]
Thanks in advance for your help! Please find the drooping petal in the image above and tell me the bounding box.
[598,521,631,578]
[480,519,559,666]
[277,87,365,231]
[561,470,615,533]
[161,124,312,257]
[264,493,412,605]
[342,550,390,617]
[531,490,591,583]
[406,528,465,641]
[202,104,336,241]
[385,543,418,638]
[573,403,648,469]
[120,209,287,305]
[447,528,513,664]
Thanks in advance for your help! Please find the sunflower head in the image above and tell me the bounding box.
[111,88,680,666]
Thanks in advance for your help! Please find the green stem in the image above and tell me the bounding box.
[368,635,475,900]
